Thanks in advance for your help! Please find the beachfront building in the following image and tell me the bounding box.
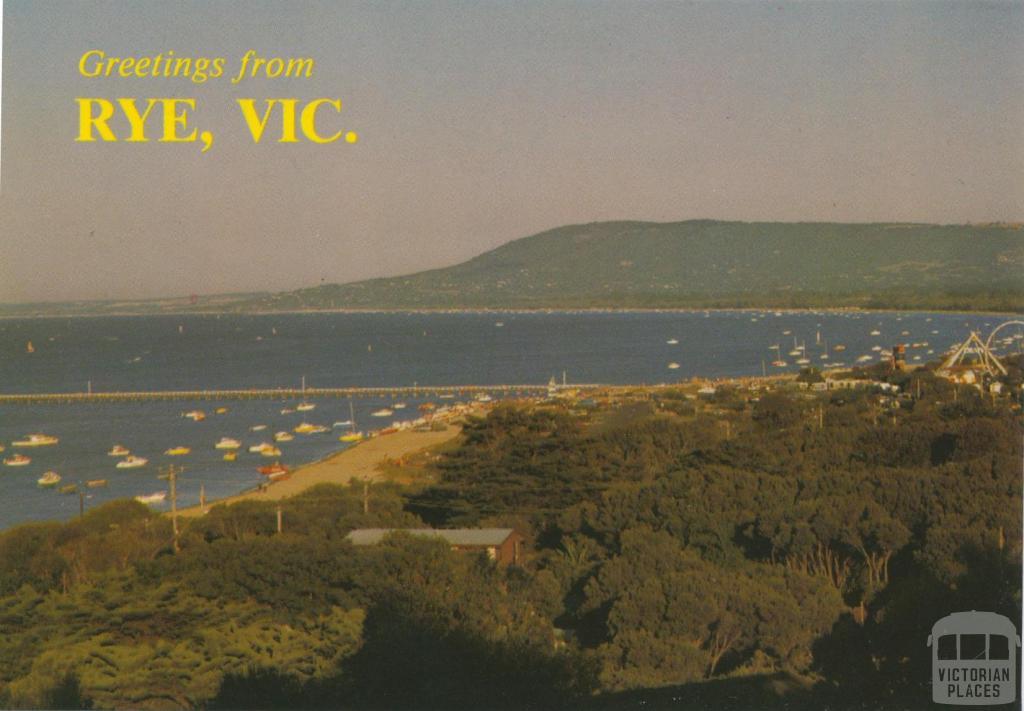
[345,528,525,566]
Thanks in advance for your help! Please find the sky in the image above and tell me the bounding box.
[0,0,1021,303]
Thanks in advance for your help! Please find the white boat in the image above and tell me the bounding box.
[296,376,316,411]
[260,446,283,457]
[183,410,206,422]
[108,445,130,456]
[856,355,873,363]
[332,420,353,428]
[12,434,59,447]
[371,409,394,417]
[871,345,882,352]
[4,454,31,466]
[215,438,242,450]
[250,425,268,431]
[394,402,407,409]
[280,408,295,415]
[666,338,679,345]
[116,456,148,469]
[795,358,810,365]
[274,431,295,442]
[38,471,62,487]
[667,362,681,370]
[249,442,276,454]
[474,394,492,403]
[135,492,167,505]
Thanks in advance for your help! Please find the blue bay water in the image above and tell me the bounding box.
[0,310,1009,529]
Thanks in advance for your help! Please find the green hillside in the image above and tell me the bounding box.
[248,220,1024,311]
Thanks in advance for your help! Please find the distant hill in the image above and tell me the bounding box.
[3,221,1021,317]
[244,220,1024,312]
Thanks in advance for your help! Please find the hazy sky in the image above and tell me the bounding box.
[1,0,1021,302]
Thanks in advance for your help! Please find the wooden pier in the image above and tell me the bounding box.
[0,384,603,405]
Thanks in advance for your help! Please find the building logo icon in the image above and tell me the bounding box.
[928,611,1020,705]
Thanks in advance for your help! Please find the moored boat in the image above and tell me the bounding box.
[4,454,31,466]
[108,444,130,456]
[249,442,275,453]
[38,471,61,487]
[214,437,241,450]
[116,455,148,469]
[135,491,167,505]
[86,479,108,488]
[165,446,191,456]
[371,409,394,418]
[12,434,59,447]
[340,432,364,443]
[183,410,206,422]
[258,463,289,480]
[274,431,295,442]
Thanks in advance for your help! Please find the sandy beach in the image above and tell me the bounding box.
[178,425,461,517]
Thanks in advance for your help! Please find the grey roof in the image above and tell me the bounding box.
[346,528,516,547]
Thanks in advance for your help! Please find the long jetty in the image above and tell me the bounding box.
[0,384,604,405]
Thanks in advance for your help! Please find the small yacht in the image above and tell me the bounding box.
[165,446,191,456]
[340,432,364,443]
[274,431,295,442]
[4,454,31,466]
[667,362,681,370]
[214,438,242,450]
[666,338,679,345]
[280,408,295,415]
[12,434,59,447]
[86,479,108,488]
[135,492,167,505]
[250,425,268,431]
[260,446,283,457]
[116,455,148,469]
[108,445,130,457]
[332,420,353,428]
[37,471,61,487]
[248,442,275,454]
[223,451,238,462]
[183,411,206,422]
[293,422,321,434]
[394,402,407,409]
[371,408,394,418]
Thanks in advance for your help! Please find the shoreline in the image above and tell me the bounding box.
[176,424,463,517]
[1,306,1021,320]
